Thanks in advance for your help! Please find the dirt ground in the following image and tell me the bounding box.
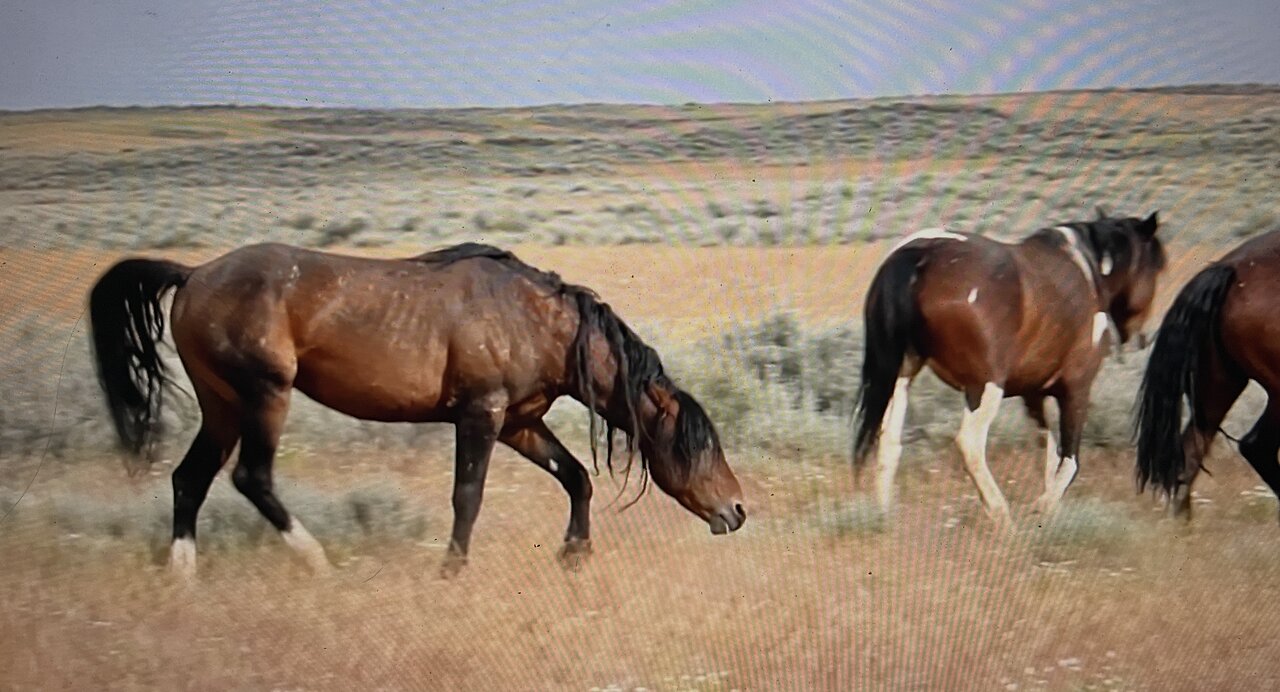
[3,442,1278,691]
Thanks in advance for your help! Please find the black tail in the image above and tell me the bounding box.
[853,246,926,466]
[88,257,192,457]
[1133,264,1236,496]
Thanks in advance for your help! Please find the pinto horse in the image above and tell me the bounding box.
[1136,229,1280,523]
[88,242,746,579]
[853,211,1165,527]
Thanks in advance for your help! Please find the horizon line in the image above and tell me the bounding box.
[4,82,1280,116]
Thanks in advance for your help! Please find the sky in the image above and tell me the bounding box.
[2,0,1278,110]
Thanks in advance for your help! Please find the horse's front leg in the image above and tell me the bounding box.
[441,396,507,579]
[501,420,594,570]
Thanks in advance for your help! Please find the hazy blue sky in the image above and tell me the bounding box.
[3,1,1278,110]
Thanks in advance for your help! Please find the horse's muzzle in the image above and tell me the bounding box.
[709,502,747,535]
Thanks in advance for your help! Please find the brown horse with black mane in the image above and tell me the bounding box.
[853,210,1165,528]
[1136,229,1280,523]
[88,242,746,579]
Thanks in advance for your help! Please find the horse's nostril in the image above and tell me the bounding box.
[734,502,747,520]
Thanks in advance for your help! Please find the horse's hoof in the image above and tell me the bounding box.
[557,539,593,572]
[439,555,468,580]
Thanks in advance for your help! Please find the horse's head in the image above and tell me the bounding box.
[638,380,746,535]
[1089,210,1165,346]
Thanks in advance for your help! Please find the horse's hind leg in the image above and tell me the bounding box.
[1031,388,1089,516]
[501,420,593,570]
[1170,358,1245,521]
[231,387,331,574]
[1022,395,1059,512]
[956,382,1012,530]
[441,395,507,579]
[170,388,240,580]
[1238,402,1280,526]
[877,371,917,514]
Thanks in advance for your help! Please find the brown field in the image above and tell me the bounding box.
[2,88,1280,690]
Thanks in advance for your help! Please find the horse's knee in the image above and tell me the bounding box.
[231,463,268,497]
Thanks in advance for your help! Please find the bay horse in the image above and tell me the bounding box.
[1136,229,1280,523]
[88,242,746,580]
[852,210,1165,528]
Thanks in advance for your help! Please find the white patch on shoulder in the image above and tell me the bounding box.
[891,227,967,253]
[1054,226,1098,287]
[1092,311,1109,346]
[967,288,978,303]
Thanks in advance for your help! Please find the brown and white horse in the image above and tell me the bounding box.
[88,242,746,579]
[1136,229,1280,523]
[853,211,1165,528]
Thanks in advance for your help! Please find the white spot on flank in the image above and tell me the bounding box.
[967,288,978,303]
[891,228,966,252]
[1092,312,1109,346]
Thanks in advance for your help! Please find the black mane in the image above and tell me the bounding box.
[413,242,720,494]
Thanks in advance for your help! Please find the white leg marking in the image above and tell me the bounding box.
[1092,311,1109,346]
[1041,429,1058,490]
[170,537,197,581]
[956,382,1011,526]
[282,519,332,574]
[891,227,967,253]
[967,288,978,303]
[1034,455,1079,515]
[877,377,911,512]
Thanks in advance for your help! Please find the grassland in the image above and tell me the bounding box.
[2,85,1280,690]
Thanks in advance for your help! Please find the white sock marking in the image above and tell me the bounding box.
[956,383,1010,523]
[1041,430,1058,489]
[891,227,967,253]
[170,537,197,580]
[1092,311,1109,346]
[877,377,911,511]
[282,520,331,573]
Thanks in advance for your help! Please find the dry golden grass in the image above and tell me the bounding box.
[4,442,1279,691]
[4,88,1279,690]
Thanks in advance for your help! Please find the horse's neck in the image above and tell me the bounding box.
[570,351,640,437]
[1023,229,1109,308]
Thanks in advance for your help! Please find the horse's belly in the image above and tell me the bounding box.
[293,351,449,423]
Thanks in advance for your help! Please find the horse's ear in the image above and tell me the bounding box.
[1138,211,1159,238]
[1095,205,1109,220]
